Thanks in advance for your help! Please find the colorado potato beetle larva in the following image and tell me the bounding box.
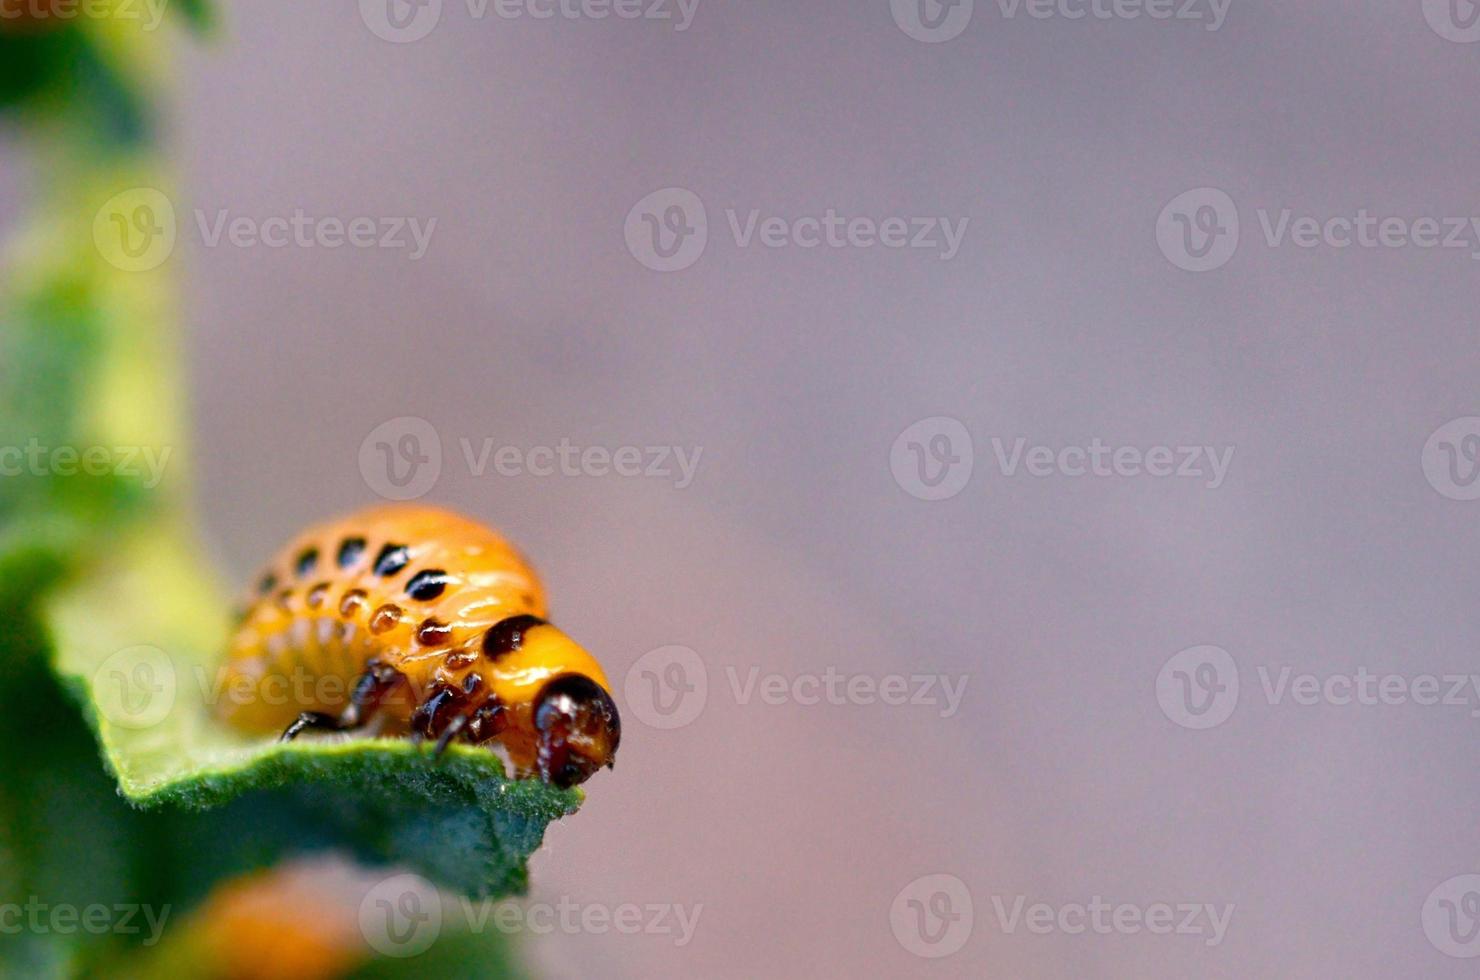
[216,504,620,788]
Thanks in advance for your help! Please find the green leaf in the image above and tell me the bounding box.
[44,529,583,900]
[170,0,217,33]
[0,30,155,147]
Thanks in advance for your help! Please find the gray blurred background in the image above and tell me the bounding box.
[30,0,1480,975]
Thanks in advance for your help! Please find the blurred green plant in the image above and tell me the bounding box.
[1,8,573,977]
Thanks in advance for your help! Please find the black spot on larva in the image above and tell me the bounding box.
[373,543,410,577]
[462,672,483,695]
[306,581,330,609]
[339,588,368,618]
[370,604,402,634]
[258,573,277,596]
[445,648,477,670]
[295,547,319,578]
[482,614,547,660]
[416,618,451,646]
[406,569,450,602]
[337,536,367,568]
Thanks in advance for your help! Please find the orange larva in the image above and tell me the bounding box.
[216,503,620,788]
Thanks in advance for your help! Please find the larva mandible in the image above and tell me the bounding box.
[216,503,620,788]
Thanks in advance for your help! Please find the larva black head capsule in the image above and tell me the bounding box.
[532,673,622,789]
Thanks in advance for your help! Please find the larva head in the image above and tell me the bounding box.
[481,616,621,787]
[533,673,622,788]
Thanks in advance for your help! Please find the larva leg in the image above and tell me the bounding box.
[432,714,467,758]
[279,663,398,742]
[409,686,454,747]
[279,712,348,742]
[408,686,479,758]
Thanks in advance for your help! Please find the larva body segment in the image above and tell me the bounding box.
[217,504,620,788]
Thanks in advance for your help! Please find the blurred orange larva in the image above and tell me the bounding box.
[216,503,620,788]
